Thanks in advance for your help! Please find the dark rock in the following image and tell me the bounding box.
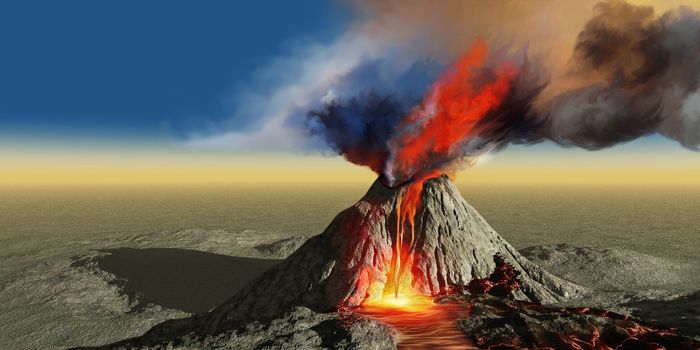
[623,290,700,338]
[77,175,585,348]
[464,254,523,298]
[207,176,584,330]
[457,295,700,349]
[71,307,395,350]
[254,236,309,259]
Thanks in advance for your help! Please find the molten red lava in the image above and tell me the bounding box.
[345,37,698,350]
[358,38,519,303]
[355,172,478,348]
[354,255,699,350]
[356,296,473,349]
[383,171,442,300]
[358,37,518,325]
[386,38,516,185]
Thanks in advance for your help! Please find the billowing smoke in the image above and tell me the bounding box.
[544,1,700,150]
[305,0,700,186]
[305,58,441,175]
[183,1,700,185]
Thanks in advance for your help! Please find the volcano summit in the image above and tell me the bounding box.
[203,174,583,329]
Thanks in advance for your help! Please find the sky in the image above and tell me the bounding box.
[0,0,347,141]
[1,0,699,186]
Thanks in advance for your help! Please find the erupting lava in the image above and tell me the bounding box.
[384,38,517,186]
[385,171,442,301]
[370,39,517,308]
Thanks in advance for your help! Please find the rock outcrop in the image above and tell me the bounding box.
[457,294,700,349]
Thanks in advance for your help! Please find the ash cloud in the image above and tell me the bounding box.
[542,0,700,150]
[304,58,442,174]
[307,0,700,183]
[186,0,699,182]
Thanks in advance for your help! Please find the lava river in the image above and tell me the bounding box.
[353,173,476,349]
[355,294,475,349]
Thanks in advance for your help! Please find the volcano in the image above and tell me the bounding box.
[75,176,699,349]
[204,175,582,329]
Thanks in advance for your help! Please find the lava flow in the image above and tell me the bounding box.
[359,39,518,307]
[385,170,442,299]
[354,172,477,349]
[356,295,474,350]
[356,38,516,313]
[351,41,516,339]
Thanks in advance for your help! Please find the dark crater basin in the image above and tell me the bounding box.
[94,248,280,313]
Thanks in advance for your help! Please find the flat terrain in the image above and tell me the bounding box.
[0,183,698,349]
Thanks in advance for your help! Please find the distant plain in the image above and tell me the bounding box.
[2,181,698,269]
[1,181,699,349]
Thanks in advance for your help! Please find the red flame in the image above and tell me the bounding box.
[364,39,518,305]
[387,38,516,185]
[354,39,521,346]
[377,38,517,301]
[387,171,441,298]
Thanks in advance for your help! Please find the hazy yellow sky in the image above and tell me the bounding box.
[2,0,699,187]
[2,137,698,186]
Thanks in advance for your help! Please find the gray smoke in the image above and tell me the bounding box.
[304,1,700,183]
[540,0,700,150]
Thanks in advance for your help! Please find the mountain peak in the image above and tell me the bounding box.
[201,176,583,331]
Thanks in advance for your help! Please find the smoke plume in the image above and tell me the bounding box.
[305,0,700,185]
[544,1,700,150]
[184,1,700,185]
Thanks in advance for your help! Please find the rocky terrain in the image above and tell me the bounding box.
[66,176,698,349]
[1,228,697,349]
[198,176,583,332]
[521,243,699,338]
[0,178,697,349]
[0,229,301,350]
[70,252,699,350]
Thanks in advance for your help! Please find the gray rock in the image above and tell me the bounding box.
[78,175,585,348]
[254,236,309,259]
[519,243,700,338]
[205,176,584,330]
[520,243,691,291]
[75,307,395,350]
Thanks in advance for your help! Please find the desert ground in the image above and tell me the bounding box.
[0,183,698,349]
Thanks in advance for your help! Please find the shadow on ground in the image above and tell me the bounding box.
[624,290,700,338]
[95,248,280,313]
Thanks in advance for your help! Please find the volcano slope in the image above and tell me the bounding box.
[73,176,697,349]
[203,175,583,326]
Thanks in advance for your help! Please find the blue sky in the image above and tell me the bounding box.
[0,0,349,142]
[0,0,690,155]
[1,0,697,186]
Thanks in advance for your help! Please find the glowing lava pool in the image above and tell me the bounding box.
[354,294,476,349]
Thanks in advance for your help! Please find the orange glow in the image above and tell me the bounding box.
[388,38,516,184]
[378,38,517,301]
[355,295,472,349]
[360,293,434,313]
[386,171,441,298]
[393,188,404,298]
